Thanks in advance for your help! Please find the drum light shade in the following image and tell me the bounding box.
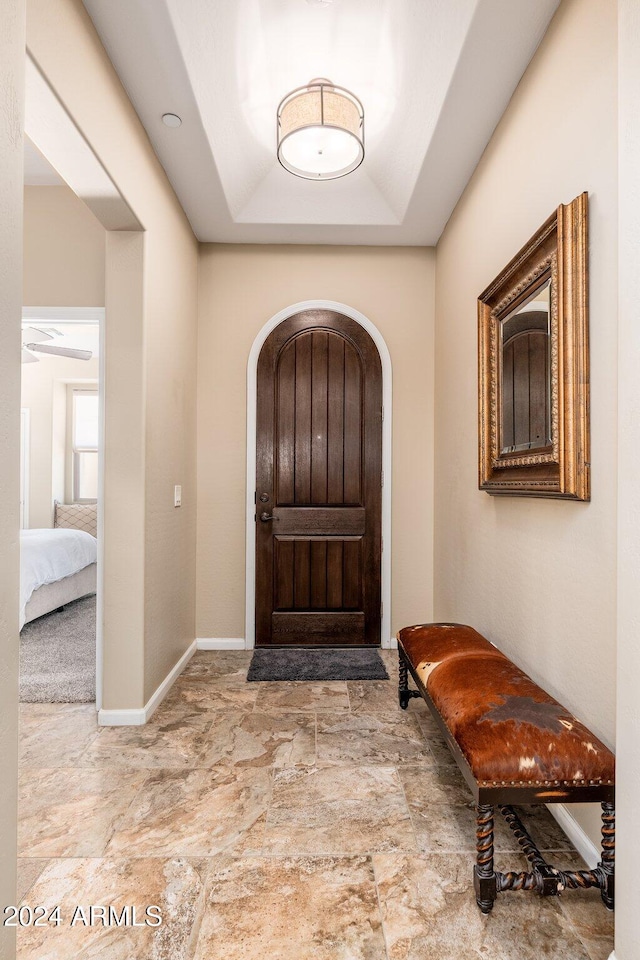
[277,79,364,180]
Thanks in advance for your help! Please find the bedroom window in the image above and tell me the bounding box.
[71,389,99,502]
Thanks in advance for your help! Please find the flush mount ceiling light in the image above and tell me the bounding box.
[277,78,364,180]
[162,113,182,128]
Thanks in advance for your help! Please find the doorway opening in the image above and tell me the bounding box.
[19,303,103,705]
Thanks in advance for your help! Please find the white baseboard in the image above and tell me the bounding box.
[97,707,146,726]
[197,638,394,650]
[607,953,617,960]
[547,803,599,868]
[143,641,197,721]
[98,640,197,726]
[197,638,395,650]
[196,637,246,650]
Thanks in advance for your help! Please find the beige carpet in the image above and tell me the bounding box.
[19,595,96,703]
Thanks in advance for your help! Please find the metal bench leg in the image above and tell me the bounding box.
[600,802,615,910]
[474,804,497,913]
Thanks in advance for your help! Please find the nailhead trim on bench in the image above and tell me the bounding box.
[478,779,614,787]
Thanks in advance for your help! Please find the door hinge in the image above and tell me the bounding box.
[381,470,384,488]
[254,490,257,504]
[381,405,384,422]
[380,601,384,617]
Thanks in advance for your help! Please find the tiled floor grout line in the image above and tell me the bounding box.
[184,871,210,960]
[346,680,354,713]
[314,711,319,766]
[250,767,274,858]
[370,855,392,960]
[393,763,421,854]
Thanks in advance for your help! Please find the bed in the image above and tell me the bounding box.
[20,528,97,629]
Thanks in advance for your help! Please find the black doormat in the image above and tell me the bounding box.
[247,648,390,682]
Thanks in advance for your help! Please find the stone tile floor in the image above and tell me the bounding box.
[17,649,614,959]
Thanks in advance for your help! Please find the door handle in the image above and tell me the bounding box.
[260,512,279,522]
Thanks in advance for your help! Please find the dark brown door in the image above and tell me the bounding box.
[255,310,382,646]
[502,331,550,451]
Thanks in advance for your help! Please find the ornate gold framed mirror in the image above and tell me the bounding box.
[478,193,589,499]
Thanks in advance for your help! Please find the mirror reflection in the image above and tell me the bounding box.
[500,279,551,454]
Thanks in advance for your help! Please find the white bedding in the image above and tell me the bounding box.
[20,528,97,628]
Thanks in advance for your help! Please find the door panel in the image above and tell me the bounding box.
[271,612,365,645]
[343,344,362,503]
[311,333,328,503]
[327,335,346,503]
[277,343,296,503]
[274,536,363,612]
[310,539,328,608]
[293,334,311,503]
[256,310,382,646]
[273,506,365,535]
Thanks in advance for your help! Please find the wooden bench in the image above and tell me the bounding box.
[397,622,615,914]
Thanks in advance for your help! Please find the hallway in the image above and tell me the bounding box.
[17,652,613,959]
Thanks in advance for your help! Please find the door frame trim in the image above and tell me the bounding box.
[245,300,393,648]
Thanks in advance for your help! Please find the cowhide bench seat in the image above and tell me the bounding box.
[397,622,615,914]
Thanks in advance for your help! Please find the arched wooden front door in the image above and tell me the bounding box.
[255,309,383,647]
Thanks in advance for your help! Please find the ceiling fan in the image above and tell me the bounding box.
[21,326,93,364]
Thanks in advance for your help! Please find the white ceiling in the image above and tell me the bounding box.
[82,0,560,245]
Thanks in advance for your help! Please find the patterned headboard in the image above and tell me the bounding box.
[54,501,98,538]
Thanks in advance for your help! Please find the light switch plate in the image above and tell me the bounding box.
[174,484,182,507]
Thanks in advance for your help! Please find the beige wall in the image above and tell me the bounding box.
[22,184,103,528]
[197,245,435,641]
[27,0,199,708]
[103,232,146,708]
[615,2,640,955]
[24,184,105,306]
[434,0,617,848]
[0,1,24,953]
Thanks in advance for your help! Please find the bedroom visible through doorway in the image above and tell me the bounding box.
[19,308,103,704]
